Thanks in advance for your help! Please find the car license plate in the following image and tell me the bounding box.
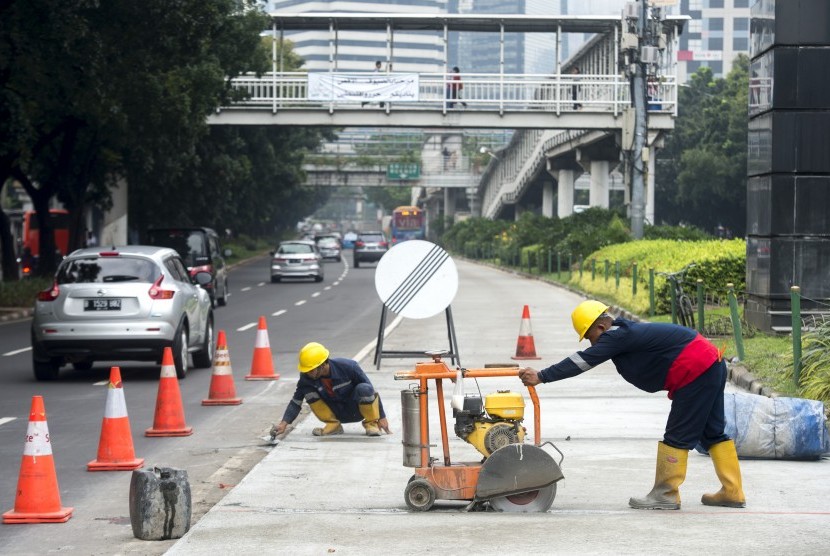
[84,298,121,311]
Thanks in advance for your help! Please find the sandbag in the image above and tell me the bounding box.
[696,392,830,460]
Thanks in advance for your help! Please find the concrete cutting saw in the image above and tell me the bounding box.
[395,352,564,512]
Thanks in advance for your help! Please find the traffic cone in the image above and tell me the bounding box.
[88,367,144,471]
[203,330,242,405]
[145,347,193,437]
[245,316,280,380]
[3,396,73,524]
[511,305,542,360]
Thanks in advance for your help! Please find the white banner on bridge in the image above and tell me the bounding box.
[307,73,419,102]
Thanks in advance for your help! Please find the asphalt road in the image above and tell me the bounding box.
[0,251,385,554]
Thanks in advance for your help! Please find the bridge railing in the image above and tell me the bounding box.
[226,72,677,114]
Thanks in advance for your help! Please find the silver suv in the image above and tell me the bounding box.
[31,246,215,380]
[353,231,389,268]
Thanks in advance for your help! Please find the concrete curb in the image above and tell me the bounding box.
[0,308,33,322]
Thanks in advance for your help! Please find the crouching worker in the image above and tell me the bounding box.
[518,300,745,510]
[272,342,391,438]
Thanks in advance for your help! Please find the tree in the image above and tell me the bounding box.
[655,55,749,236]
[1,1,333,278]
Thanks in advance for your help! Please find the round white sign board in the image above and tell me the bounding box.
[374,240,458,320]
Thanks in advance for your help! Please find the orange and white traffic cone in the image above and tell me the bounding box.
[511,305,542,360]
[145,347,193,437]
[203,330,242,405]
[3,396,73,524]
[88,367,144,471]
[245,316,279,380]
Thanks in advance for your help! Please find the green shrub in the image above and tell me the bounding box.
[787,320,830,407]
[644,224,712,241]
[0,278,52,308]
[441,207,631,262]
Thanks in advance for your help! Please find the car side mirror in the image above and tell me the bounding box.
[194,271,212,286]
[270,249,276,256]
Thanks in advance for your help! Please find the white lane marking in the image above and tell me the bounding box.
[295,300,306,306]
[241,286,252,292]
[93,380,108,386]
[311,292,320,298]
[257,282,266,287]
[352,313,404,363]
[0,417,17,427]
[237,322,258,332]
[324,286,331,291]
[333,281,340,286]
[3,347,31,356]
[272,309,287,317]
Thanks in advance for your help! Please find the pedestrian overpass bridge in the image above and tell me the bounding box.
[208,12,688,223]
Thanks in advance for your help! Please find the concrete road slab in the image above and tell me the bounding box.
[167,260,830,556]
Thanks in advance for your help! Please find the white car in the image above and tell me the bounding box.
[31,246,214,380]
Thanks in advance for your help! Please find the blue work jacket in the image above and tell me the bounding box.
[538,318,719,396]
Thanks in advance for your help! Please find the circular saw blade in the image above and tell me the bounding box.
[489,484,557,513]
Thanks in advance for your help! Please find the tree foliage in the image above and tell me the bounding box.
[656,55,749,236]
[1,1,331,278]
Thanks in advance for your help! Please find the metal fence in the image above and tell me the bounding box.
[226,72,677,115]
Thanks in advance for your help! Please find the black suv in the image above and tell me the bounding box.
[353,231,389,268]
[145,227,230,306]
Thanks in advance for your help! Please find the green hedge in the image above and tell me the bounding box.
[569,239,746,314]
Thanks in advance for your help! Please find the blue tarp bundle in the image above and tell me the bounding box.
[696,392,830,460]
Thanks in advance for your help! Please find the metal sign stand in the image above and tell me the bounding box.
[373,304,460,369]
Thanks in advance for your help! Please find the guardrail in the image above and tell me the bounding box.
[226,72,677,115]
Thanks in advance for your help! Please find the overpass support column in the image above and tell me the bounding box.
[542,180,555,218]
[556,170,575,218]
[646,151,656,225]
[589,160,610,208]
[444,188,456,225]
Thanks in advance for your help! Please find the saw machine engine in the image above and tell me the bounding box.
[454,390,526,458]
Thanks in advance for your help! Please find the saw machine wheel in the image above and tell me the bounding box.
[489,483,557,513]
[405,479,436,512]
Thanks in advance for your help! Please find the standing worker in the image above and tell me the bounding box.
[518,300,746,510]
[271,342,391,437]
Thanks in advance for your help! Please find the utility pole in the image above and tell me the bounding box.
[622,1,666,239]
[629,0,648,239]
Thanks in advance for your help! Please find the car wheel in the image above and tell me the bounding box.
[217,278,228,306]
[354,257,360,268]
[32,331,61,380]
[314,275,324,283]
[72,361,94,371]
[173,323,189,379]
[192,315,214,368]
[33,357,61,381]
[271,276,281,283]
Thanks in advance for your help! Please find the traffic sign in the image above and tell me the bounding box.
[386,163,420,180]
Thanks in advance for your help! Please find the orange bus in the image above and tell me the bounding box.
[22,209,71,258]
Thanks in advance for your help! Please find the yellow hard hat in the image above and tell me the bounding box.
[298,342,330,372]
[571,300,610,341]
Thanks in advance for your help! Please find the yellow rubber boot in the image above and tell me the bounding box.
[629,442,688,510]
[701,440,746,508]
[309,400,343,436]
[359,394,382,437]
